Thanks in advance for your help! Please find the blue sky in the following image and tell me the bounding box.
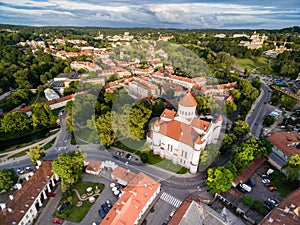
[0,0,299,29]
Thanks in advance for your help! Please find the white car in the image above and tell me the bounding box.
[262,179,271,184]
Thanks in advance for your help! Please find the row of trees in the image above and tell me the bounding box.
[0,103,57,140]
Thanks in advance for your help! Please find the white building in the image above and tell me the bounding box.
[0,161,59,225]
[44,88,60,101]
[147,92,223,174]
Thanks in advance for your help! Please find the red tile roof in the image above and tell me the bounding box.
[268,132,300,157]
[101,172,160,225]
[259,188,300,225]
[160,109,177,120]
[178,92,197,107]
[234,156,267,185]
[0,161,53,225]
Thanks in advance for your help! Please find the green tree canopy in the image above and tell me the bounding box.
[31,103,56,129]
[27,144,46,165]
[225,101,237,115]
[88,112,116,148]
[0,111,30,135]
[232,120,250,139]
[0,169,17,191]
[263,115,276,127]
[206,166,235,194]
[52,150,86,192]
[283,154,300,182]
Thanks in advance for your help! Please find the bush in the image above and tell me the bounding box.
[141,153,149,163]
[241,194,253,207]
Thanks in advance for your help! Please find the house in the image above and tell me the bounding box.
[0,161,59,225]
[268,132,300,169]
[110,166,137,186]
[147,92,223,174]
[85,161,103,176]
[101,172,161,225]
[168,194,245,225]
[259,187,300,225]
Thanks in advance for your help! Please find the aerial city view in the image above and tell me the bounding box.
[0,0,300,225]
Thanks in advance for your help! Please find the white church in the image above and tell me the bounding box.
[147,92,223,174]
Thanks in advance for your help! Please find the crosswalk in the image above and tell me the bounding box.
[160,192,182,208]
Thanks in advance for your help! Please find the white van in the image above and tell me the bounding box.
[239,183,252,192]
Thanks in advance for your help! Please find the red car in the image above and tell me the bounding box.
[52,218,64,224]
[47,192,56,197]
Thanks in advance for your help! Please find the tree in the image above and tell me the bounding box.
[215,52,234,68]
[263,115,276,127]
[0,169,17,191]
[52,151,86,192]
[88,112,116,148]
[280,95,297,110]
[152,99,165,117]
[27,144,45,165]
[206,166,235,194]
[283,154,300,182]
[199,144,219,171]
[242,195,254,207]
[230,89,241,101]
[1,111,30,135]
[195,96,211,114]
[232,120,250,139]
[31,103,56,129]
[225,101,237,115]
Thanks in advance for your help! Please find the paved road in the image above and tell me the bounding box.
[247,81,274,138]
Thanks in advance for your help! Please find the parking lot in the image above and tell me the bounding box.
[234,163,283,210]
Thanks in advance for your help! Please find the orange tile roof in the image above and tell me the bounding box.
[0,161,53,225]
[101,172,161,225]
[191,118,211,131]
[259,188,300,225]
[178,92,197,107]
[268,132,300,157]
[111,166,137,184]
[85,160,102,173]
[157,120,198,147]
[234,156,267,185]
[160,109,177,120]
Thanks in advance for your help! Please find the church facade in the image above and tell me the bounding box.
[147,92,223,174]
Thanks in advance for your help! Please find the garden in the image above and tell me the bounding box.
[53,182,105,222]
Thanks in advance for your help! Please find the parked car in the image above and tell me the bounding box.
[237,184,246,194]
[246,180,255,187]
[261,174,269,179]
[101,203,109,213]
[105,199,112,208]
[268,186,278,192]
[98,209,106,218]
[125,154,133,160]
[112,156,119,160]
[262,179,271,184]
[239,183,252,192]
[58,203,68,214]
[47,192,56,197]
[264,201,275,211]
[17,168,24,174]
[169,209,176,218]
[267,198,279,206]
[52,218,64,224]
[264,183,273,187]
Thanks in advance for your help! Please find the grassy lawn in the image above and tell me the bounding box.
[54,182,105,222]
[269,170,298,197]
[114,139,188,174]
[234,56,268,70]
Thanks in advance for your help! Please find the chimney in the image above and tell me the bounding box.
[8,195,13,200]
[15,183,22,190]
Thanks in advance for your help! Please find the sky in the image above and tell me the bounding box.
[0,0,299,29]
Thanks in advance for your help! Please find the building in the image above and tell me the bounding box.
[101,172,161,225]
[85,161,103,176]
[111,166,137,186]
[44,88,60,101]
[169,194,245,225]
[259,188,300,225]
[0,161,59,225]
[268,132,300,169]
[147,92,223,174]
